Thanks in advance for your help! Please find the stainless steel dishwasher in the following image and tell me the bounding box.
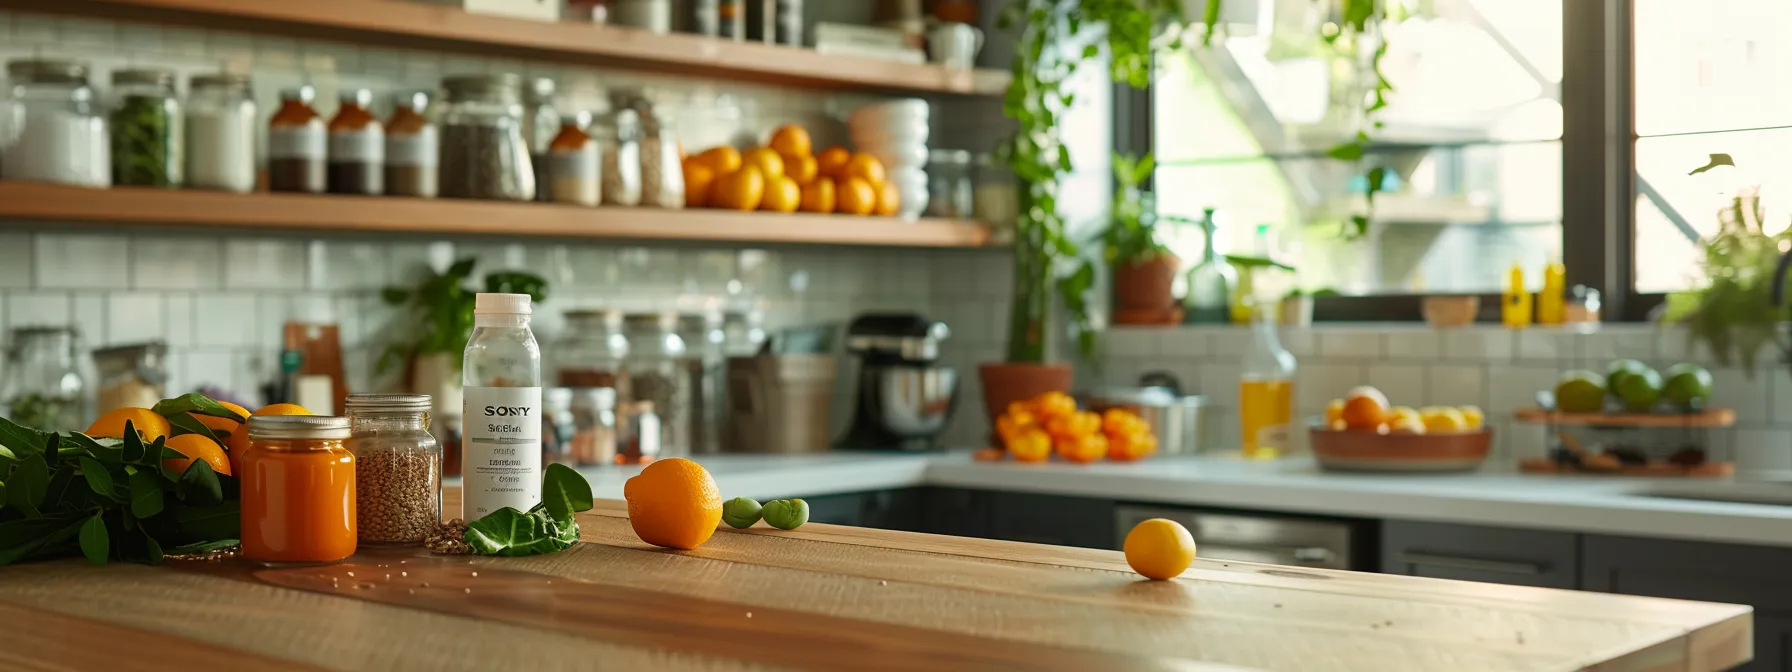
[1114,505,1370,571]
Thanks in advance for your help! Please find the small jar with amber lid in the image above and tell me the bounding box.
[328,89,384,196]
[241,415,357,564]
[268,86,326,193]
[548,111,599,207]
[385,92,437,198]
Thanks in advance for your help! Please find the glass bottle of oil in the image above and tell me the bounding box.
[1238,304,1295,459]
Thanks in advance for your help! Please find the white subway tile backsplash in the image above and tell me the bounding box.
[183,350,237,394]
[1194,363,1244,407]
[1735,428,1792,473]
[1487,364,1559,415]
[131,236,223,290]
[72,292,106,349]
[1318,329,1382,360]
[1279,327,1316,358]
[1426,364,1488,409]
[1709,368,1771,424]
[35,233,129,289]
[1296,362,1364,411]
[224,239,308,290]
[311,240,389,291]
[1440,329,1513,362]
[164,294,195,347]
[1365,364,1426,408]
[1105,327,1160,357]
[192,292,260,347]
[1503,420,1550,461]
[1515,329,1579,362]
[0,233,32,288]
[1205,328,1249,358]
[1161,329,1210,358]
[106,293,164,346]
[1381,329,1440,361]
[7,292,68,328]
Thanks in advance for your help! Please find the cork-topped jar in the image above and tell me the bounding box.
[548,111,599,207]
[385,92,437,198]
[268,86,326,193]
[328,89,384,196]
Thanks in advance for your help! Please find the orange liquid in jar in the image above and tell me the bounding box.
[241,438,357,563]
[1238,378,1293,460]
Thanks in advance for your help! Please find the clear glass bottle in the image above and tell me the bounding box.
[242,415,356,563]
[1,327,87,432]
[1183,208,1237,324]
[439,74,536,201]
[925,148,973,218]
[548,111,600,206]
[346,393,441,545]
[596,109,642,206]
[1238,306,1295,460]
[524,77,560,202]
[1,59,109,187]
[385,91,438,198]
[328,89,385,196]
[570,387,619,465]
[554,309,629,388]
[109,68,182,188]
[679,310,725,455]
[185,73,256,193]
[268,86,326,193]
[461,293,542,522]
[622,312,689,461]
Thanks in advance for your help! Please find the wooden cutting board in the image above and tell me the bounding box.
[0,488,1752,671]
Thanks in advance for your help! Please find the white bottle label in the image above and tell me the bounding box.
[462,386,543,520]
[329,127,384,163]
[387,127,438,167]
[549,144,597,179]
[268,122,326,159]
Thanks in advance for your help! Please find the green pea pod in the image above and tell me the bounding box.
[722,497,763,529]
[762,499,809,530]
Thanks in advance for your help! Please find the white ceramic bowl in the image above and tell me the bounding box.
[850,123,931,148]
[861,145,932,171]
[849,99,930,129]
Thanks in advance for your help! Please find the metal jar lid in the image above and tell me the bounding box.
[248,415,351,440]
[112,68,175,89]
[190,72,251,91]
[345,393,432,414]
[443,73,523,103]
[7,59,88,85]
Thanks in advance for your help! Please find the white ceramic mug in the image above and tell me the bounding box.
[927,22,984,71]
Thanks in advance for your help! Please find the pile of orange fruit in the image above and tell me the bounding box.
[682,124,900,216]
[985,391,1157,464]
[1323,386,1484,434]
[85,401,312,478]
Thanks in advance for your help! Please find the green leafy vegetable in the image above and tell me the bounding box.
[78,456,118,502]
[128,470,165,519]
[78,514,108,566]
[465,465,593,557]
[152,393,246,422]
[540,463,593,522]
[177,461,223,507]
[164,412,226,446]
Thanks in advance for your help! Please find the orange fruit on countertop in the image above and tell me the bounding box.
[1340,386,1390,430]
[845,153,887,187]
[800,177,837,214]
[693,146,742,175]
[624,457,723,550]
[836,176,877,215]
[1387,406,1425,434]
[768,124,813,158]
[874,180,901,216]
[783,153,819,186]
[1124,518,1197,580]
[742,147,785,181]
[760,175,801,213]
[712,166,766,211]
[163,433,231,477]
[816,146,851,179]
[86,408,171,442]
[254,403,313,416]
[683,161,717,208]
[195,400,252,475]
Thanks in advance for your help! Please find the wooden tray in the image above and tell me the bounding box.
[1519,458,1735,478]
[1513,407,1736,428]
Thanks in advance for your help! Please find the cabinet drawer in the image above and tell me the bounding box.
[1382,521,1579,589]
[990,492,1115,550]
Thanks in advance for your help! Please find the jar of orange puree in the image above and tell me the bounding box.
[241,415,357,563]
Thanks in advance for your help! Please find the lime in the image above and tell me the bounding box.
[1606,359,1651,396]
[1615,367,1664,412]
[1555,370,1608,413]
[1662,363,1714,408]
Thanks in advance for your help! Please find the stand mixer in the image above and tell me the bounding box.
[835,313,958,451]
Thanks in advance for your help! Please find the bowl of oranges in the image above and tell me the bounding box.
[1310,386,1492,473]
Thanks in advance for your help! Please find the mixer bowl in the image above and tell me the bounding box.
[861,366,959,439]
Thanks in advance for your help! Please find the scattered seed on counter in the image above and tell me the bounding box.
[426,519,474,555]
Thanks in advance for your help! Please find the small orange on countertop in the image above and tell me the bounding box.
[1031,391,1077,422]
[972,447,1005,462]
[759,175,801,213]
[1055,433,1107,463]
[800,177,836,214]
[816,146,851,179]
[86,408,171,442]
[1340,386,1390,430]
[1008,428,1052,463]
[624,457,723,550]
[874,180,901,216]
[712,166,767,211]
[742,147,786,182]
[163,433,231,477]
[1124,518,1197,580]
[196,400,252,475]
[836,176,877,215]
[768,124,813,159]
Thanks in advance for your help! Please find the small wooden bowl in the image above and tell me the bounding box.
[1309,422,1492,473]
[1422,295,1480,328]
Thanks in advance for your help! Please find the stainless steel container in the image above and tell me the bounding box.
[1085,383,1206,456]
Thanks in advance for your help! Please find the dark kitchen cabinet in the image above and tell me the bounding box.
[988,492,1116,550]
[1582,535,1791,671]
[796,489,930,532]
[1381,521,1580,589]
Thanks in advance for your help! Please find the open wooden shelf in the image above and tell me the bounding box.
[6,0,1010,96]
[1513,407,1736,428]
[0,183,995,248]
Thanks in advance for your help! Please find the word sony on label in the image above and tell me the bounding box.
[485,405,534,417]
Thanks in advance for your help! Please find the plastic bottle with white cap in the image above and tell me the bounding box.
[461,292,543,521]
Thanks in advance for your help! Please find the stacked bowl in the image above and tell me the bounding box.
[848,99,930,220]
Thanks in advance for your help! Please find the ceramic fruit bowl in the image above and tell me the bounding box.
[1308,418,1492,473]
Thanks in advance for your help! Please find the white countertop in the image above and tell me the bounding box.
[547,452,1792,548]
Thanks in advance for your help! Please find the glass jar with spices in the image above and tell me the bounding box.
[680,311,725,454]
[555,309,629,388]
[241,415,357,564]
[109,68,181,188]
[1,59,109,187]
[346,394,440,546]
[92,341,166,415]
[549,111,600,206]
[524,78,560,202]
[385,92,437,198]
[596,109,642,206]
[439,74,536,201]
[637,109,685,209]
[622,312,690,459]
[925,148,973,218]
[1,326,87,433]
[569,387,619,465]
[185,73,257,193]
[328,89,384,196]
[268,86,326,193]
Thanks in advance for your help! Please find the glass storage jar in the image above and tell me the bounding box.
[1,326,87,433]
[925,148,973,218]
[439,74,536,201]
[2,59,109,187]
[679,311,724,454]
[523,77,560,202]
[92,341,166,414]
[569,387,618,465]
[346,393,440,545]
[185,73,256,193]
[268,86,326,193]
[109,68,182,188]
[555,309,629,388]
[385,91,438,198]
[548,111,600,206]
[242,415,357,563]
[638,109,685,209]
[622,312,690,459]
[597,108,642,206]
[328,89,384,196]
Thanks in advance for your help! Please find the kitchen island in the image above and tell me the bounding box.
[0,493,1753,671]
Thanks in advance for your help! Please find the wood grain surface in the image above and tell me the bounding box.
[0,491,1753,672]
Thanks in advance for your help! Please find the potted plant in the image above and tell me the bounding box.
[1664,181,1791,371]
[1103,152,1182,326]
[1279,289,1314,327]
[378,257,548,404]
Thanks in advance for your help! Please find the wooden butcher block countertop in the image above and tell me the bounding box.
[0,489,1753,671]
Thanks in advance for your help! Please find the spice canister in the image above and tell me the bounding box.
[328,89,385,196]
[548,111,600,207]
[268,86,327,193]
[109,68,182,188]
[346,394,441,545]
[385,92,438,198]
[1,59,110,187]
[597,109,642,206]
[241,415,357,563]
[185,73,257,193]
[440,74,537,201]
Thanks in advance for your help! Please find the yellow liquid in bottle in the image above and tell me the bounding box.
[1239,377,1293,460]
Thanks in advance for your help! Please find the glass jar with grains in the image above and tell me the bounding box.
[548,111,600,206]
[638,109,685,209]
[328,89,385,196]
[1,326,87,433]
[346,394,441,546]
[595,108,642,206]
[622,312,690,458]
[241,415,357,564]
[1,59,109,187]
[185,73,257,193]
[92,342,166,415]
[439,74,536,201]
[385,92,438,198]
[108,68,182,188]
[268,86,326,193]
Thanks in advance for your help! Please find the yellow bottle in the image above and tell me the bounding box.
[1537,259,1566,325]
[1238,306,1295,459]
[1502,261,1532,329]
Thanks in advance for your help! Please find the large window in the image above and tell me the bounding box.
[1153,0,1565,298]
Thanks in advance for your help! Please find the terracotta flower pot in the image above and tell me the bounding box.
[1112,253,1181,323]
[978,362,1073,423]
